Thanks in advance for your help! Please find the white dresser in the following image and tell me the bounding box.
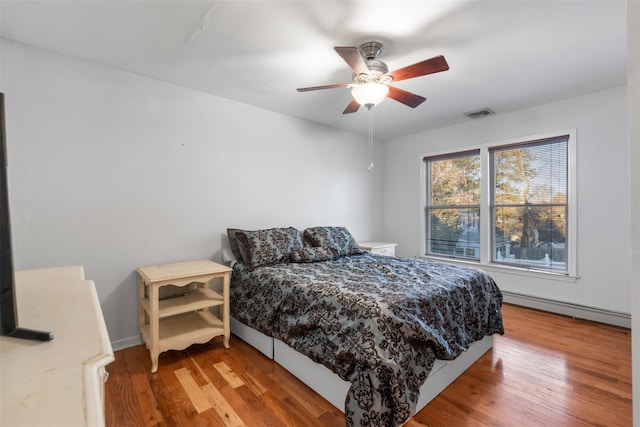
[0,266,114,427]
[359,242,397,257]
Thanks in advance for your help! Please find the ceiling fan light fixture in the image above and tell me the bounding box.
[351,83,389,109]
[297,42,449,114]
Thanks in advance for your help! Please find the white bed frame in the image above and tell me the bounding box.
[231,317,493,414]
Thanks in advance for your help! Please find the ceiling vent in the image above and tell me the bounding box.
[463,108,495,119]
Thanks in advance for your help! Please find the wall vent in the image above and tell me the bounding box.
[463,108,495,119]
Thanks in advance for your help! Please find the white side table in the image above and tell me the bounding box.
[137,259,231,373]
[359,242,397,257]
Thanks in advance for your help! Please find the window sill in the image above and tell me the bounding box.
[419,255,579,283]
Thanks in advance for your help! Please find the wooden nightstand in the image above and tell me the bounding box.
[137,260,231,373]
[359,242,397,257]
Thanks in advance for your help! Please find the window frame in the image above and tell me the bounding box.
[424,150,481,261]
[421,129,577,279]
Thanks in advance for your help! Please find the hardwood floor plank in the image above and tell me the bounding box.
[104,348,151,426]
[121,344,165,425]
[269,366,331,418]
[105,303,632,426]
[259,390,326,427]
[233,381,297,425]
[317,410,350,427]
[155,352,202,423]
[174,367,213,413]
[201,383,246,426]
[239,371,268,396]
[214,361,245,388]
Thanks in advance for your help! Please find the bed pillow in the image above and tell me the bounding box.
[290,247,338,263]
[303,226,364,257]
[226,228,245,260]
[235,227,304,270]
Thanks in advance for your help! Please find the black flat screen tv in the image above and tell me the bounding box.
[0,92,53,341]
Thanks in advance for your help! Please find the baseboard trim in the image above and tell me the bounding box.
[502,291,631,328]
[111,335,142,352]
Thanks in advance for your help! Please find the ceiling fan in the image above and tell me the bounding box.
[297,41,449,114]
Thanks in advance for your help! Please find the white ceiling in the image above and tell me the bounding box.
[0,0,627,140]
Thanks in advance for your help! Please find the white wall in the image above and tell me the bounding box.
[383,86,631,315]
[627,0,639,424]
[0,39,384,349]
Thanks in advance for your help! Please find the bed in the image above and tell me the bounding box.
[226,226,504,427]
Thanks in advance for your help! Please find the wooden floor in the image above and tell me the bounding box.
[105,304,632,426]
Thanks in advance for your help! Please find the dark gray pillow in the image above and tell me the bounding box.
[303,226,364,257]
[236,227,303,270]
[226,228,245,260]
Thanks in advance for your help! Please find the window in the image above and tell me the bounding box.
[491,136,568,272]
[424,132,575,276]
[425,151,480,260]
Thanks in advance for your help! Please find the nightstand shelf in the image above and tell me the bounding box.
[141,288,224,319]
[140,311,224,354]
[137,260,231,373]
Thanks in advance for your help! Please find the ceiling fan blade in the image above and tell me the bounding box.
[342,98,360,114]
[297,83,349,92]
[387,86,427,108]
[334,46,369,75]
[390,55,449,82]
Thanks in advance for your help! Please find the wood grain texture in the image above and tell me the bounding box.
[105,304,632,426]
[390,55,449,82]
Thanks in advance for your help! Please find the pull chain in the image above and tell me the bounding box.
[368,107,374,172]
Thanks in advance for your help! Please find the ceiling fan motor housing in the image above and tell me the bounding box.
[353,41,393,84]
[358,41,384,60]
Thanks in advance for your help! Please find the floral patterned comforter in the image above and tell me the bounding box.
[230,253,504,427]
